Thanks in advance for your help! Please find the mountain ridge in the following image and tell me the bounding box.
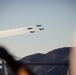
[0,47,70,75]
[17,47,70,75]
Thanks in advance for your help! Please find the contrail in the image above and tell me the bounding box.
[0,26,37,38]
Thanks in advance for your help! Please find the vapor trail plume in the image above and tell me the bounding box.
[0,26,37,38]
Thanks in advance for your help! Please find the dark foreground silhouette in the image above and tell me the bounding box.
[0,46,35,75]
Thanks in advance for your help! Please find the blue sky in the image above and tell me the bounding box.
[0,0,76,57]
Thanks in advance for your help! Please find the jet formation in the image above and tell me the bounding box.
[0,24,44,38]
[28,24,44,33]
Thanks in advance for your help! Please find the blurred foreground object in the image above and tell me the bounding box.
[0,46,35,75]
[70,30,76,75]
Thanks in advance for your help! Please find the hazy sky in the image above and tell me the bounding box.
[0,0,76,58]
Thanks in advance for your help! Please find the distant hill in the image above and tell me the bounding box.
[19,47,70,75]
[3,47,70,75]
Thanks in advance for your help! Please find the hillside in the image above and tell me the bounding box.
[18,47,70,75]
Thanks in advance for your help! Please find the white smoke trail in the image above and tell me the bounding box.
[0,26,38,38]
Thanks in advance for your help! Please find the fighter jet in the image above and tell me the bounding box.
[39,28,44,30]
[30,31,35,33]
[37,24,42,27]
[28,27,33,30]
